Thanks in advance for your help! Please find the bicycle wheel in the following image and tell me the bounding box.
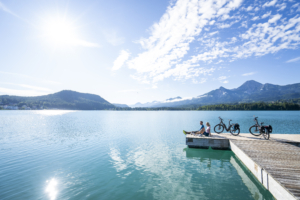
[249,125,260,136]
[230,128,240,136]
[214,124,224,134]
[263,129,270,140]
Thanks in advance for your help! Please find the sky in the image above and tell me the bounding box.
[0,0,300,105]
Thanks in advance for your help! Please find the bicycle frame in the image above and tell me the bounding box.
[218,118,233,132]
[253,117,262,132]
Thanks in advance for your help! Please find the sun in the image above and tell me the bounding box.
[41,16,80,47]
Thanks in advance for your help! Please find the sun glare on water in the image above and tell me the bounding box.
[45,178,58,200]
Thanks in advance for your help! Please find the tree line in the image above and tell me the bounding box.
[196,102,300,111]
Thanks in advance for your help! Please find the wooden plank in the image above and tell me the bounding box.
[231,140,300,200]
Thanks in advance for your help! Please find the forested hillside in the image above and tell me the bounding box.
[0,90,115,110]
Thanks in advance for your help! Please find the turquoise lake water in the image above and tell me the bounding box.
[1,110,299,200]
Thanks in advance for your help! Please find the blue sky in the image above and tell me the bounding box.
[0,0,300,105]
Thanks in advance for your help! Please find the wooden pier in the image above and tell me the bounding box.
[186,133,300,200]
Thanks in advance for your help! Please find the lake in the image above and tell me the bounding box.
[1,110,299,199]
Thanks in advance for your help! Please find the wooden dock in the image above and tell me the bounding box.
[186,133,300,200]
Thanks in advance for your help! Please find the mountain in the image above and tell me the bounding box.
[131,80,300,108]
[166,96,182,101]
[113,103,129,108]
[130,101,161,108]
[0,90,115,110]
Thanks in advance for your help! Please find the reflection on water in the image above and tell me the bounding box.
[35,110,76,116]
[185,148,274,200]
[0,111,285,199]
[45,178,58,200]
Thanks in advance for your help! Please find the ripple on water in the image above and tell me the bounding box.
[0,111,287,199]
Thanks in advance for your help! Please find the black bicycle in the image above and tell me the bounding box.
[214,117,240,136]
[249,117,272,140]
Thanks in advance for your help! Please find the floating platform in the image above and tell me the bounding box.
[186,133,300,200]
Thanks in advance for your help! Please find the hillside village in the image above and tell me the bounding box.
[0,103,44,110]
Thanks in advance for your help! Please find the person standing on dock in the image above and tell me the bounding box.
[183,121,205,135]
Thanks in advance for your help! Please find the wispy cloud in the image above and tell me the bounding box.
[74,40,100,48]
[104,31,125,46]
[0,1,19,17]
[0,82,53,92]
[0,87,49,96]
[112,50,130,71]
[0,1,34,26]
[286,57,300,63]
[242,72,256,76]
[261,11,272,19]
[268,14,281,23]
[0,82,53,96]
[276,3,286,11]
[0,71,60,85]
[190,13,300,64]
[218,76,229,83]
[118,89,140,93]
[127,0,243,84]
[263,0,277,7]
[114,0,300,85]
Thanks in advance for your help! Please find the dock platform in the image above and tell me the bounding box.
[186,133,300,200]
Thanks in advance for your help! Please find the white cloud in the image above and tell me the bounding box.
[286,56,300,63]
[187,14,300,65]
[218,76,229,83]
[292,3,299,8]
[242,72,256,76]
[0,87,49,96]
[268,14,281,23]
[209,31,219,36]
[263,0,277,7]
[276,3,286,11]
[0,71,60,85]
[217,19,240,29]
[74,40,100,48]
[262,11,272,19]
[218,76,227,80]
[241,21,247,28]
[0,82,53,92]
[254,7,260,12]
[192,78,207,84]
[112,50,130,70]
[104,31,125,46]
[122,0,300,85]
[246,6,253,11]
[127,0,243,83]
[209,20,216,25]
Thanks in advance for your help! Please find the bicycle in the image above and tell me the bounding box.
[249,117,272,140]
[214,117,240,136]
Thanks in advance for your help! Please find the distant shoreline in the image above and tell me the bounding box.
[1,101,300,111]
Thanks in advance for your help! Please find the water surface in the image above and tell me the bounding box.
[1,110,297,199]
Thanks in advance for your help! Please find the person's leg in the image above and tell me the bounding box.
[194,131,202,136]
[183,130,194,134]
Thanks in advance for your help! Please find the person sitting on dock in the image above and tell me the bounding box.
[203,122,211,137]
[183,121,205,136]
